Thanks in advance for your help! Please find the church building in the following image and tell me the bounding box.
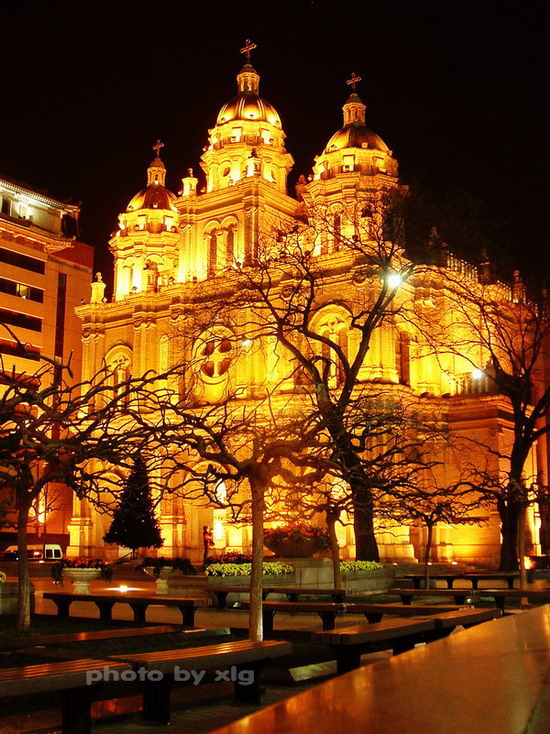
[72,46,545,568]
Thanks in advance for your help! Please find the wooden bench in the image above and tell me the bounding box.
[0,658,130,734]
[208,585,348,609]
[240,601,347,635]
[43,592,209,625]
[0,624,182,651]
[111,639,291,724]
[382,588,479,605]
[344,602,467,623]
[212,605,550,734]
[403,572,519,589]
[426,607,502,639]
[474,588,550,611]
[313,618,435,674]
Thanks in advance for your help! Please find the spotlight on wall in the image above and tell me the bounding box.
[471,368,484,380]
[242,338,253,347]
[387,272,403,289]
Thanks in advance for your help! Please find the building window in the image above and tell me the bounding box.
[0,277,44,302]
[54,273,67,359]
[0,247,45,274]
[208,231,218,275]
[0,339,40,361]
[397,332,411,386]
[226,228,235,262]
[0,307,42,332]
[342,154,355,172]
[333,214,342,249]
[1,198,11,216]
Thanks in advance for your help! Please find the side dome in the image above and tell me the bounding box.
[126,149,177,212]
[323,92,389,154]
[324,124,389,154]
[127,185,177,212]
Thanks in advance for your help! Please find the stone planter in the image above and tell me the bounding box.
[0,581,35,615]
[63,568,101,594]
[264,538,320,558]
[143,566,173,595]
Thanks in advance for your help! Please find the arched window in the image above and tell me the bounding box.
[208,231,218,275]
[226,228,235,263]
[333,214,342,249]
[396,332,411,386]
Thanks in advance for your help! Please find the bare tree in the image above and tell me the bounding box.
[0,334,166,629]
[414,263,550,570]
[219,189,421,561]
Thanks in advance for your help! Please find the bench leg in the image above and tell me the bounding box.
[453,594,469,605]
[261,590,269,601]
[400,595,413,605]
[96,601,115,621]
[215,591,228,609]
[507,578,515,589]
[336,648,363,675]
[286,593,299,602]
[143,676,173,724]
[55,599,72,619]
[130,604,147,624]
[332,593,346,602]
[471,580,479,590]
[178,605,195,626]
[61,685,96,734]
[262,610,275,637]
[494,596,506,612]
[234,662,264,704]
[318,612,337,631]
[393,635,419,655]
[365,613,383,623]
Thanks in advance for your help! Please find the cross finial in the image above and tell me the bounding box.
[240,39,257,64]
[346,72,362,92]
[152,139,164,158]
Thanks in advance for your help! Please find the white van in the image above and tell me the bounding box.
[1,544,63,561]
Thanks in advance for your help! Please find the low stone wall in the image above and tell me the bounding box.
[167,558,395,602]
[0,582,35,615]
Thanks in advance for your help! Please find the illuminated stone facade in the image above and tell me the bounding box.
[73,58,545,567]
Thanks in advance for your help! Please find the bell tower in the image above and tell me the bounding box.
[200,40,294,194]
[110,141,180,300]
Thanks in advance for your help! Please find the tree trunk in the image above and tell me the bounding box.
[517,505,528,602]
[17,504,31,631]
[248,479,265,642]
[327,514,342,588]
[352,483,379,561]
[498,498,520,571]
[423,522,434,589]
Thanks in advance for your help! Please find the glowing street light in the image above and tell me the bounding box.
[471,368,484,380]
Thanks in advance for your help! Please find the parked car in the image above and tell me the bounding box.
[0,544,63,561]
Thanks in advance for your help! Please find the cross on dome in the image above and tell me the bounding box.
[346,73,362,92]
[240,39,257,64]
[152,139,164,158]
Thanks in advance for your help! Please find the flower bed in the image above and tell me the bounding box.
[205,552,252,567]
[0,570,6,584]
[340,560,383,573]
[51,558,112,584]
[264,524,330,557]
[205,561,293,577]
[137,557,196,578]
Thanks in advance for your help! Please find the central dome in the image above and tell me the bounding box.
[217,93,281,127]
[215,64,282,128]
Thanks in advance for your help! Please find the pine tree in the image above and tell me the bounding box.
[103,454,163,553]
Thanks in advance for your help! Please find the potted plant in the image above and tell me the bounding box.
[264,523,331,558]
[137,557,196,595]
[51,558,112,594]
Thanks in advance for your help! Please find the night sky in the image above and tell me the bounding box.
[1,0,547,287]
